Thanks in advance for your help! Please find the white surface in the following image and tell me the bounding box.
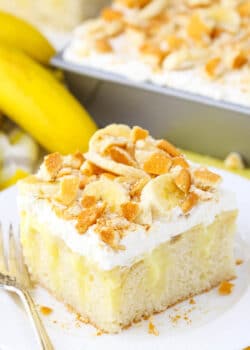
[18,185,236,270]
[0,169,250,350]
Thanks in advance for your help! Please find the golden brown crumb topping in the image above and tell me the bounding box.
[23,124,223,250]
[95,38,113,53]
[43,152,62,181]
[172,156,190,169]
[121,202,140,221]
[174,168,191,194]
[143,152,172,175]
[81,195,97,208]
[181,192,199,213]
[193,167,221,190]
[118,0,151,8]
[205,57,222,78]
[130,177,149,198]
[101,7,123,21]
[55,175,80,206]
[156,139,181,157]
[76,205,105,234]
[131,126,149,142]
[70,0,250,85]
[95,216,128,250]
[109,146,136,166]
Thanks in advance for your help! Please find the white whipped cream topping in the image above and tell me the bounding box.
[18,186,237,270]
[64,39,250,107]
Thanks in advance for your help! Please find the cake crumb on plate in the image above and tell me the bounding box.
[40,306,53,316]
[236,259,244,266]
[148,318,159,336]
[218,281,234,295]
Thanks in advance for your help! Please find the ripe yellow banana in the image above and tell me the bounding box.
[0,11,55,64]
[141,173,185,216]
[0,45,97,154]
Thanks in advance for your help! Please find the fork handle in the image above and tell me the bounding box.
[9,286,54,350]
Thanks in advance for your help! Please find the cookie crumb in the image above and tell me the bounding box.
[236,259,244,266]
[96,329,103,336]
[218,281,234,295]
[148,318,159,336]
[40,306,53,316]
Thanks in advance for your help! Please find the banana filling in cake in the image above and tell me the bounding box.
[64,0,250,106]
[18,124,237,333]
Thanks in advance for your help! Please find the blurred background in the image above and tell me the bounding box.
[0,0,249,191]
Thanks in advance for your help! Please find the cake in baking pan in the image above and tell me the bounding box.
[64,0,250,106]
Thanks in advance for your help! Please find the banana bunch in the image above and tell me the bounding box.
[0,45,97,154]
[0,11,55,64]
[0,11,97,188]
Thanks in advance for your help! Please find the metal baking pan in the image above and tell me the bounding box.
[51,52,250,165]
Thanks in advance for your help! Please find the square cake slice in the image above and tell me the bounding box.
[18,124,237,333]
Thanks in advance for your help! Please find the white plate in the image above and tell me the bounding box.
[0,169,250,350]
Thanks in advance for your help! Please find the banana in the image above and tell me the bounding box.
[85,151,149,178]
[18,175,59,197]
[140,174,185,217]
[89,124,131,153]
[0,11,55,64]
[0,45,97,154]
[83,177,129,212]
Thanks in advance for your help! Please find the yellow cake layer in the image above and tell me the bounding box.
[20,210,237,333]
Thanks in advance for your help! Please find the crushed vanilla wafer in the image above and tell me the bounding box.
[24,124,223,250]
[65,0,250,106]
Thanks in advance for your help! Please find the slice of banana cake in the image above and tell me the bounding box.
[18,124,237,333]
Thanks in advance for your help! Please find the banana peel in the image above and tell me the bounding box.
[0,11,55,64]
[0,45,97,154]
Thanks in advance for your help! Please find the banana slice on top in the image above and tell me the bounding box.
[141,173,185,217]
[85,151,149,179]
[89,124,131,153]
[83,177,129,212]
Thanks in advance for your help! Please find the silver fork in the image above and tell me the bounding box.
[0,224,54,350]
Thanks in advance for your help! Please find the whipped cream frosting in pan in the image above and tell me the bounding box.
[64,0,250,107]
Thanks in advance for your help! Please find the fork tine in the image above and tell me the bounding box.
[0,223,7,274]
[8,224,18,278]
[16,227,32,289]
